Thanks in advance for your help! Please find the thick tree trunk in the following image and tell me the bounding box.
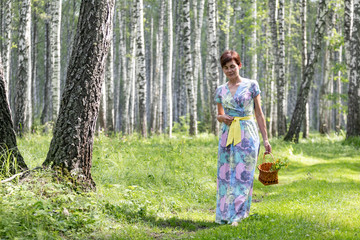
[284,0,330,142]
[14,0,32,136]
[118,6,127,133]
[347,0,360,137]
[208,0,220,135]
[43,0,114,190]
[0,56,28,174]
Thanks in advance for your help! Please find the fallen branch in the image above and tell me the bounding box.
[0,167,42,184]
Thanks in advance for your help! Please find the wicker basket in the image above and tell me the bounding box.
[258,153,278,186]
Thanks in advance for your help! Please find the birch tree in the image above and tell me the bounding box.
[301,0,309,138]
[50,0,62,120]
[251,0,257,80]
[43,0,114,190]
[166,0,173,137]
[14,0,32,135]
[208,0,220,135]
[277,0,286,135]
[183,0,197,135]
[285,0,331,142]
[347,0,360,137]
[106,39,114,132]
[118,6,127,133]
[2,0,12,97]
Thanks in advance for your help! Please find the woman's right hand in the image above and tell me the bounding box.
[217,115,234,126]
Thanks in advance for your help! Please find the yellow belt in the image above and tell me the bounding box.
[226,116,253,147]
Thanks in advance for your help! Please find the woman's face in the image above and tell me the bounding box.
[222,60,240,80]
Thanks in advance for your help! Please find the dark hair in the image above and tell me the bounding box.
[220,50,241,68]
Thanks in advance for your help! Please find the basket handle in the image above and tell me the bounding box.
[262,152,275,164]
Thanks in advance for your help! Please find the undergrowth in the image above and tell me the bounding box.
[0,132,359,239]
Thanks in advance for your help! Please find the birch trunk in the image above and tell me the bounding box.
[50,0,62,121]
[2,0,12,97]
[14,0,32,135]
[106,39,114,132]
[41,7,51,125]
[135,0,147,137]
[118,6,127,133]
[284,0,331,142]
[166,0,173,137]
[277,0,286,136]
[301,0,309,138]
[251,0,257,80]
[208,0,219,135]
[43,0,114,190]
[319,10,335,134]
[183,0,197,135]
[347,0,360,137]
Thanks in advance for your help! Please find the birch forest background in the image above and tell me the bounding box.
[1,0,360,140]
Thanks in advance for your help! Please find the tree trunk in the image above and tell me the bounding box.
[251,0,257,81]
[347,0,360,137]
[2,0,12,98]
[118,6,127,133]
[135,0,147,137]
[50,0,62,121]
[41,7,51,126]
[319,10,335,134]
[208,0,220,135]
[301,0,309,138]
[284,0,330,142]
[43,0,115,190]
[14,0,32,136]
[0,56,28,174]
[166,0,173,137]
[277,0,286,136]
[183,0,197,135]
[106,40,114,132]
[31,3,38,122]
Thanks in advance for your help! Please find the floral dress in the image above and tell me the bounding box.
[214,78,261,224]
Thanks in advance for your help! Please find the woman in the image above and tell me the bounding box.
[214,50,271,226]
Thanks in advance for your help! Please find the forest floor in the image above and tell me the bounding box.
[1,131,359,239]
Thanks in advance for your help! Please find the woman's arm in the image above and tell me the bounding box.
[217,103,234,126]
[254,95,272,153]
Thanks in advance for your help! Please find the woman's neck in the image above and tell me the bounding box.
[228,76,242,85]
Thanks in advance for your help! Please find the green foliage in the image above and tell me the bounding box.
[2,132,359,239]
[0,145,17,179]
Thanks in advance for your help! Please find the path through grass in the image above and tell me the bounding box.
[1,133,359,239]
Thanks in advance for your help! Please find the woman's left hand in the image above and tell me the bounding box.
[264,140,271,154]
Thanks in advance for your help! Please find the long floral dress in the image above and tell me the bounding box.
[214,78,261,224]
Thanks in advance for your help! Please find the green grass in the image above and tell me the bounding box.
[0,132,359,239]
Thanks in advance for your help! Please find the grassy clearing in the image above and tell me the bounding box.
[0,132,359,239]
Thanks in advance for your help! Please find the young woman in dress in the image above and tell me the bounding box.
[214,50,271,226]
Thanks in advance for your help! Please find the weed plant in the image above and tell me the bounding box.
[0,132,359,239]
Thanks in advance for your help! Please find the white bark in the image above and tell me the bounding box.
[183,0,197,135]
[208,0,219,135]
[106,38,114,132]
[14,0,32,135]
[277,0,286,136]
[166,0,173,137]
[50,0,62,121]
[251,0,257,80]
[118,7,127,133]
[2,0,12,98]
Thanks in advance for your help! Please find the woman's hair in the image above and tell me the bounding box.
[220,50,241,68]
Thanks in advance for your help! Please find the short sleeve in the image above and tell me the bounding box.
[214,86,222,103]
[250,80,261,98]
